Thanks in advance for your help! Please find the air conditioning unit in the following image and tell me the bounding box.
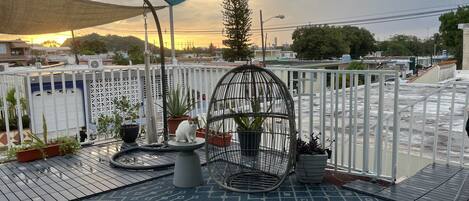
[0,63,9,72]
[88,59,103,69]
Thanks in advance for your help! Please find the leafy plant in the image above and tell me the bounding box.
[167,86,192,118]
[96,96,140,138]
[56,137,81,155]
[7,132,46,159]
[231,98,271,131]
[195,114,225,136]
[296,133,333,160]
[0,88,30,132]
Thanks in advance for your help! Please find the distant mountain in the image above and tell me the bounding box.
[61,33,159,52]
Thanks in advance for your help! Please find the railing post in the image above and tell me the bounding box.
[461,85,469,166]
[320,72,326,147]
[1,76,11,148]
[392,71,400,183]
[82,72,90,140]
[447,84,456,165]
[348,73,354,173]
[363,73,370,174]
[375,74,384,178]
[432,91,441,163]
[334,72,339,171]
[309,72,314,135]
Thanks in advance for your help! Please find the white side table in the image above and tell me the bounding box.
[168,138,205,188]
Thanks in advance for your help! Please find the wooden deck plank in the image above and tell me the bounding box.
[343,163,465,201]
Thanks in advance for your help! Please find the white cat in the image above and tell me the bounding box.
[175,119,197,143]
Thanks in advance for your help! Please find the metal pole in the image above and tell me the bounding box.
[260,10,265,67]
[143,10,157,143]
[391,71,400,183]
[169,5,177,65]
[144,0,169,142]
[71,30,79,65]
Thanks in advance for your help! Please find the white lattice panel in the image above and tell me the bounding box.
[89,76,140,123]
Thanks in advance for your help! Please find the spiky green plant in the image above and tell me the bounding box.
[167,86,192,118]
[231,98,271,131]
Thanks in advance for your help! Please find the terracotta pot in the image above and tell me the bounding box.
[196,129,205,138]
[167,116,190,134]
[196,129,232,147]
[16,144,60,163]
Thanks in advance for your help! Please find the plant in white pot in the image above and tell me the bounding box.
[295,132,332,183]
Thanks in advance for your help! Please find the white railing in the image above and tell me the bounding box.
[376,81,469,180]
[2,64,466,183]
[267,67,400,182]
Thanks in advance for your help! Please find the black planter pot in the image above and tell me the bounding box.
[120,124,139,143]
[237,129,262,156]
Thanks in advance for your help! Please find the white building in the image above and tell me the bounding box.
[254,49,297,61]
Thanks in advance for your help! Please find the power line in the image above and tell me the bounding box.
[92,4,464,35]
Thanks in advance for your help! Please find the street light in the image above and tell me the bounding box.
[260,10,285,67]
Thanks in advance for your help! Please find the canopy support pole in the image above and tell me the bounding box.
[143,0,169,142]
[71,30,79,65]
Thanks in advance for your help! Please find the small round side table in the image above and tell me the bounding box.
[168,138,205,188]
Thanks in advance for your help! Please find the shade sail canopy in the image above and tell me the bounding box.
[0,0,165,35]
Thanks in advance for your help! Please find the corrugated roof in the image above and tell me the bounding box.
[0,0,165,35]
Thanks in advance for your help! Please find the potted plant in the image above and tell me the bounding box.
[7,115,80,162]
[56,136,81,155]
[295,132,332,183]
[167,86,192,134]
[97,96,140,144]
[231,99,270,156]
[195,115,232,147]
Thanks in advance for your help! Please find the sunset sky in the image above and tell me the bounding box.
[1,0,468,49]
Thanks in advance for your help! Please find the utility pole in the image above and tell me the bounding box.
[260,10,265,67]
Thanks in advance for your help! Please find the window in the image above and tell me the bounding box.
[0,44,6,54]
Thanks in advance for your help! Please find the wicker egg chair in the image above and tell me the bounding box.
[205,64,296,192]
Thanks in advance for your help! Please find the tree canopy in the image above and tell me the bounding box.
[376,34,436,56]
[439,6,469,68]
[291,25,375,60]
[221,0,252,61]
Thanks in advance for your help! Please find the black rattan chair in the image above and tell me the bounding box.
[205,65,296,192]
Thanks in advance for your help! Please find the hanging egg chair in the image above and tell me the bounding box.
[205,65,296,192]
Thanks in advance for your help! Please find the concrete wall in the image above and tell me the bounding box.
[412,63,456,84]
[463,28,469,70]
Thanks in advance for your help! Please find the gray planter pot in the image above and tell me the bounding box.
[295,153,328,183]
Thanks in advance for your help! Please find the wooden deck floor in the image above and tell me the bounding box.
[343,163,469,201]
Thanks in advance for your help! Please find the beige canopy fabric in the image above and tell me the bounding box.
[0,0,165,35]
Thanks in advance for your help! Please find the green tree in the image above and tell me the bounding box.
[439,6,469,69]
[208,43,216,56]
[128,46,144,64]
[222,0,252,61]
[112,52,129,65]
[78,40,107,55]
[348,61,366,70]
[341,26,376,59]
[377,35,435,56]
[291,26,348,60]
